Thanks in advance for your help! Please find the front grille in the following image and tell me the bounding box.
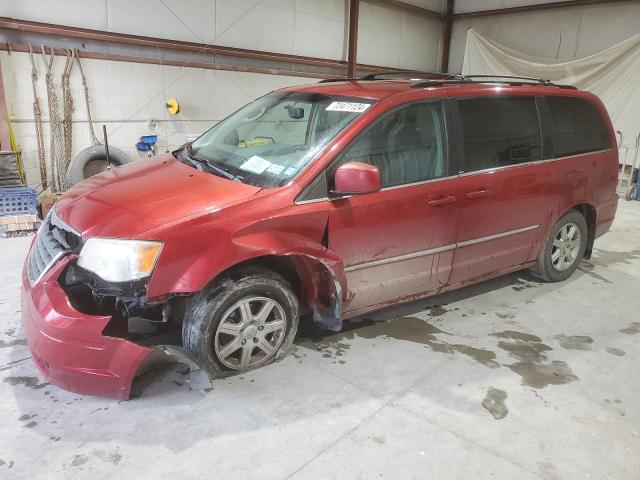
[27,210,81,285]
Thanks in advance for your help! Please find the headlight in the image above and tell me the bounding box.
[77,238,163,282]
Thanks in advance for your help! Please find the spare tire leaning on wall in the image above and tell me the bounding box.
[66,145,132,187]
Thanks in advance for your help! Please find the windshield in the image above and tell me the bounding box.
[188,91,375,187]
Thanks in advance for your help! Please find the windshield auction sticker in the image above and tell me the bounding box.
[325,102,372,113]
[240,155,272,174]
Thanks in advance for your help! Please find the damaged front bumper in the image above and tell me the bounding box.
[21,256,168,399]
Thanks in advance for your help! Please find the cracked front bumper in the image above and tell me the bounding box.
[21,256,153,399]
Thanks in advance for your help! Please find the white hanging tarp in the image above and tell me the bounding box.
[462,28,640,141]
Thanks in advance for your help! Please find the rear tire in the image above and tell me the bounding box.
[182,267,299,378]
[532,210,587,282]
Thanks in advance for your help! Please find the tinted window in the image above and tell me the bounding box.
[547,96,610,157]
[331,102,446,188]
[459,97,541,172]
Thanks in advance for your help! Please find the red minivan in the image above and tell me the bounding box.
[21,74,618,398]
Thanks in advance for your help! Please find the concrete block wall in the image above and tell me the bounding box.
[1,51,314,189]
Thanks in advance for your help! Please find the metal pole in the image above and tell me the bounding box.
[103,124,111,170]
[441,0,454,73]
[347,0,360,78]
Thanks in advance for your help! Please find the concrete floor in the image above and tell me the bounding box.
[1,201,639,480]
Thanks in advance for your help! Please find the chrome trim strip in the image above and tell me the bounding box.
[50,207,82,238]
[458,149,611,177]
[457,224,539,247]
[344,224,539,272]
[28,251,68,286]
[344,244,455,272]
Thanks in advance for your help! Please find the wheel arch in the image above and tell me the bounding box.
[569,202,597,259]
[200,251,346,332]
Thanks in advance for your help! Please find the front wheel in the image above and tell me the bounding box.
[182,267,299,378]
[532,210,588,282]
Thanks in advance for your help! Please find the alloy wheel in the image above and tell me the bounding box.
[551,222,582,272]
[214,296,287,370]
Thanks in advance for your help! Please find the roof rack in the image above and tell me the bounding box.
[360,71,462,81]
[317,73,577,90]
[318,71,463,84]
[464,74,552,84]
[410,74,577,90]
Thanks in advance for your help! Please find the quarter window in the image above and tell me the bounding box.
[547,96,610,157]
[458,97,541,172]
[331,101,446,188]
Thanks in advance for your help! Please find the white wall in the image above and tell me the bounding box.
[449,1,640,72]
[454,0,573,13]
[0,0,443,70]
[358,2,443,70]
[1,51,313,188]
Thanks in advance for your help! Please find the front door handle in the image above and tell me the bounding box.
[466,189,492,200]
[427,195,457,207]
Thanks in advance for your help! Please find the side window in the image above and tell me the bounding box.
[330,101,446,189]
[458,97,541,172]
[547,96,610,157]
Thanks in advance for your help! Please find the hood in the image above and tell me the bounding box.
[55,155,262,238]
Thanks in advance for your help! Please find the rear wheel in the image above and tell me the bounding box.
[532,210,587,282]
[182,267,299,377]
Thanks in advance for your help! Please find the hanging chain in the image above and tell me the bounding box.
[28,45,48,190]
[75,50,100,146]
[60,49,75,191]
[41,45,65,192]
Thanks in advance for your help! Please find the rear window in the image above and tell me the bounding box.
[458,96,541,172]
[547,96,610,157]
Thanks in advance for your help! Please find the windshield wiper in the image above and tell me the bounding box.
[198,158,238,181]
[176,144,238,181]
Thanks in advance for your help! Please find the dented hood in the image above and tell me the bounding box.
[55,155,261,238]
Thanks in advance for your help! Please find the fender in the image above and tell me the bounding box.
[146,208,349,331]
[231,231,347,331]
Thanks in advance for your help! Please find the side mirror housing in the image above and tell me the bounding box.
[333,161,382,195]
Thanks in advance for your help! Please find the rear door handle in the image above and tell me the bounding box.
[427,195,456,207]
[466,189,492,200]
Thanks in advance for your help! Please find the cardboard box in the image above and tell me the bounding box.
[0,214,38,225]
[4,222,38,232]
[40,193,62,218]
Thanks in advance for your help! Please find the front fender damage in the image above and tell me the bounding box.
[232,231,347,332]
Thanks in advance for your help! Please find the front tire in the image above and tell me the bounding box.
[532,210,587,282]
[182,267,299,378]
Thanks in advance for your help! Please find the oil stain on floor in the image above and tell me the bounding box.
[306,317,500,369]
[492,331,578,388]
[619,322,640,335]
[554,335,594,350]
[306,321,583,390]
[606,347,626,356]
[578,261,613,284]
[482,387,508,419]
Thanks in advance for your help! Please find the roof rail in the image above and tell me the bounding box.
[318,73,577,90]
[318,77,360,83]
[318,71,463,83]
[360,71,462,81]
[463,74,552,84]
[411,75,577,90]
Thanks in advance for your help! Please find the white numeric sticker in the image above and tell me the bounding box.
[325,102,372,113]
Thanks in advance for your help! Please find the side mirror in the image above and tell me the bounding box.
[333,161,382,196]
